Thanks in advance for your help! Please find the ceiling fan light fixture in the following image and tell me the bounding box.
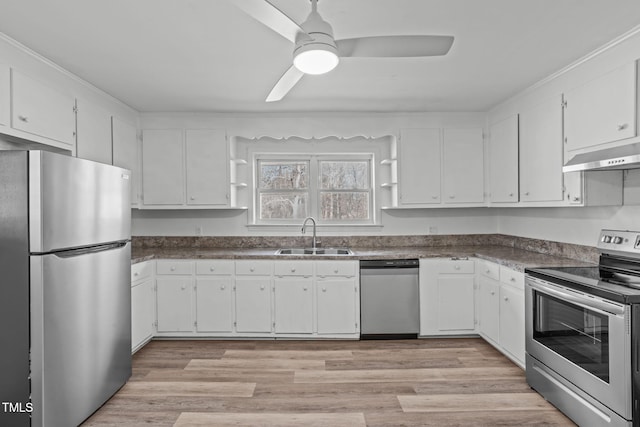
[293,44,339,75]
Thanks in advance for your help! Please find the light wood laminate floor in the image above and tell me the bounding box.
[83,338,575,426]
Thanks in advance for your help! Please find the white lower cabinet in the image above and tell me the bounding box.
[131,261,154,353]
[420,258,476,336]
[274,261,314,334]
[477,260,525,367]
[235,260,273,334]
[149,258,359,339]
[316,260,359,335]
[317,278,358,334]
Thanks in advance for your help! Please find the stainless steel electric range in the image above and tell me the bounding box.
[525,229,640,427]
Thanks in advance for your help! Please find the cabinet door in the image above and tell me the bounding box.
[564,62,637,152]
[519,96,564,202]
[76,99,113,164]
[317,279,357,334]
[235,278,272,333]
[196,277,234,332]
[398,129,441,205]
[142,129,184,205]
[112,117,139,206]
[500,285,525,364]
[11,69,75,145]
[274,278,313,334]
[131,279,154,351]
[489,115,519,203]
[478,277,500,344]
[0,64,9,127]
[437,276,475,331]
[156,277,193,332]
[185,129,228,206]
[442,128,484,203]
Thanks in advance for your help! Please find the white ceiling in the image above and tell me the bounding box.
[1,0,640,113]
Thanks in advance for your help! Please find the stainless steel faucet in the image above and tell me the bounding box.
[301,217,318,248]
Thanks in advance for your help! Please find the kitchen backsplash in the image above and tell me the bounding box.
[132,233,599,263]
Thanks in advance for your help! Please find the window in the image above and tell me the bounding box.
[256,155,373,224]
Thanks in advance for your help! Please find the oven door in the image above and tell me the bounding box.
[525,276,631,419]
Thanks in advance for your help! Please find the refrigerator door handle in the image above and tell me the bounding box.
[54,241,128,258]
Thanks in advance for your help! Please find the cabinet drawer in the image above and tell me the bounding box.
[479,261,499,280]
[156,260,194,275]
[316,261,357,277]
[500,266,524,290]
[236,260,273,276]
[274,261,314,277]
[437,259,475,274]
[131,261,152,283]
[196,260,234,275]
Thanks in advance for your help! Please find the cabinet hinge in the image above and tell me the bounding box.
[561,99,567,109]
[73,105,78,113]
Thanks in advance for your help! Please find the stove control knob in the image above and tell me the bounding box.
[602,235,612,243]
[613,236,624,244]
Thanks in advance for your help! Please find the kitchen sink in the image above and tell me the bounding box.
[276,247,353,255]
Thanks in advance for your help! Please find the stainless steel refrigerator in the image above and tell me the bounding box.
[0,150,132,427]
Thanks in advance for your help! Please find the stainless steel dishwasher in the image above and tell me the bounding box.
[360,259,420,339]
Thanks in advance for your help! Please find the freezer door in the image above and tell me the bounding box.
[29,151,131,252]
[30,242,132,427]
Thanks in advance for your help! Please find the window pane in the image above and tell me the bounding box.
[320,161,369,190]
[320,192,369,220]
[260,193,308,219]
[259,162,308,190]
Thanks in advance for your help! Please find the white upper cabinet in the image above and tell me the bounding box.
[398,128,441,205]
[0,64,9,128]
[185,129,229,206]
[112,117,140,206]
[519,95,564,202]
[141,128,230,208]
[11,69,75,146]
[564,62,637,153]
[488,115,519,203]
[442,128,484,204]
[142,129,185,205]
[75,98,113,164]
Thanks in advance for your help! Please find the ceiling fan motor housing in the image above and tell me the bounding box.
[293,8,339,74]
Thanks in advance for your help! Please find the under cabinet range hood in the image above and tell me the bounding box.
[563,141,640,172]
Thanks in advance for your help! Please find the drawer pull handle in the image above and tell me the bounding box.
[490,291,495,296]
[291,268,296,273]
[221,285,226,290]
[18,115,28,122]
[334,269,339,274]
[322,287,327,292]
[260,285,265,290]
[303,287,308,291]
[210,267,215,271]
[618,123,629,131]
[134,272,139,276]
[250,268,255,272]
[454,265,460,270]
[504,297,509,302]
[510,277,516,282]
[485,269,490,274]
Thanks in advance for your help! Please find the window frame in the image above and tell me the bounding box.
[253,153,375,226]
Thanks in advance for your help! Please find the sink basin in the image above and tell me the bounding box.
[276,247,353,256]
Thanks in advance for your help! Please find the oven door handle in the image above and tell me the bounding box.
[527,277,626,316]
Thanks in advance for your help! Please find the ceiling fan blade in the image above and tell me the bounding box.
[232,0,311,44]
[266,66,305,102]
[336,35,454,58]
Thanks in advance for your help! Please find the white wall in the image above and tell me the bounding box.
[132,207,498,236]
[496,205,640,246]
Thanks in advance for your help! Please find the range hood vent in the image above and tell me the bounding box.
[563,141,640,172]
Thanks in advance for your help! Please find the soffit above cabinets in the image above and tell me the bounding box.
[1,0,640,113]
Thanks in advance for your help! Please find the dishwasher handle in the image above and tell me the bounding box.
[360,259,419,268]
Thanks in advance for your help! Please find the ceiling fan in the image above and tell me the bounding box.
[233,0,454,102]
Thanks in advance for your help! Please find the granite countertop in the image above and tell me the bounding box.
[131,245,595,272]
